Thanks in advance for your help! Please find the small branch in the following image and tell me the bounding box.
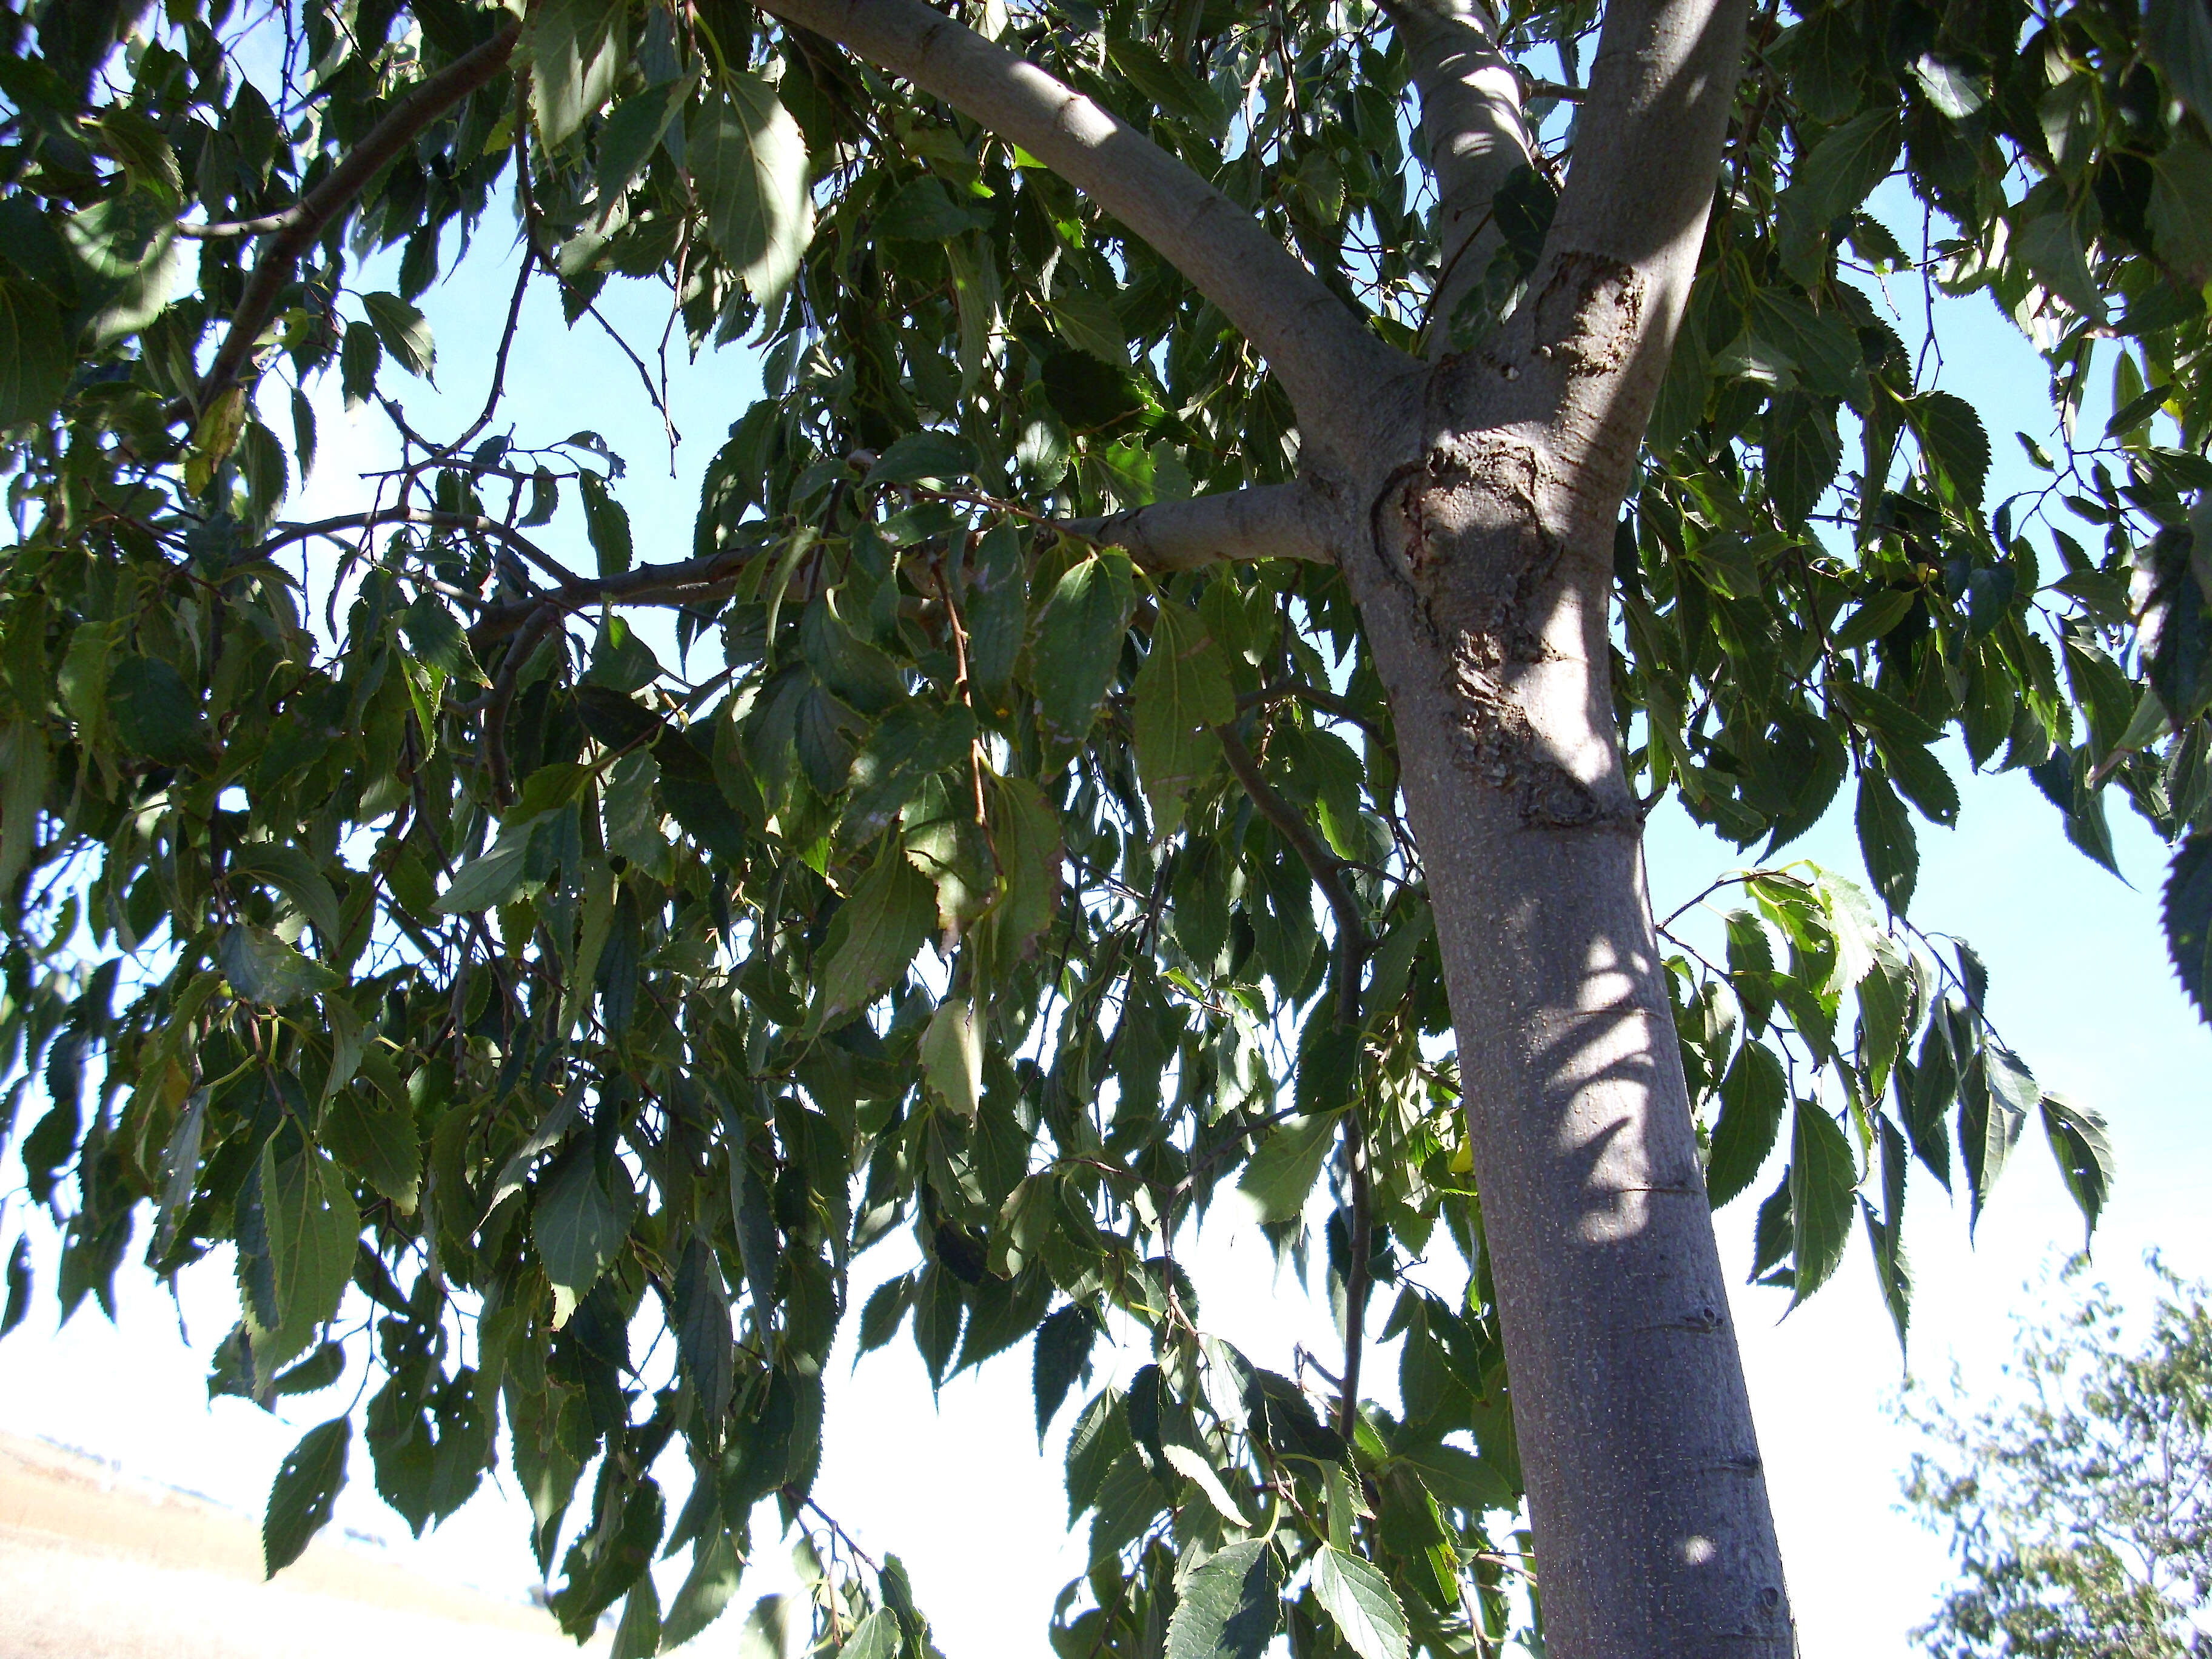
[258,506,585,590]
[1064,477,1338,570]
[174,210,306,240]
[468,544,777,646]
[752,0,1406,441]
[481,605,561,808]
[163,23,522,427]
[1216,720,1371,1024]
[1339,1113,1373,1439]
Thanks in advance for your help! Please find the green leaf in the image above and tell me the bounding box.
[532,1148,634,1309]
[2039,1093,2114,1245]
[736,1592,798,1659]
[1960,1044,2034,1233]
[221,925,341,1007]
[320,1088,421,1213]
[1855,767,1918,914]
[258,1142,358,1369]
[1311,1545,1409,1659]
[816,845,936,1023]
[1233,1113,1336,1225]
[263,1416,350,1577]
[527,0,623,152]
[229,842,343,950]
[1782,107,1901,226]
[1033,1302,1097,1446]
[1765,392,1840,525]
[611,1577,661,1659]
[674,1237,735,1428]
[2166,834,2212,1025]
[690,77,813,308]
[2150,0,2212,126]
[2014,212,2108,324]
[1856,939,1911,1097]
[864,431,980,488]
[597,78,691,204]
[1832,589,1917,651]
[664,1529,745,1649]
[877,176,990,240]
[844,703,976,847]
[1165,1539,1280,1659]
[920,993,982,1119]
[1909,390,1990,508]
[1706,1042,1785,1208]
[1034,550,1134,746]
[578,472,633,578]
[361,292,434,379]
[0,275,69,427]
[106,653,199,763]
[1134,599,1235,837]
[434,815,547,913]
[837,1609,901,1659]
[1787,1102,1855,1305]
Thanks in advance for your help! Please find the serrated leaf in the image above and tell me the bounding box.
[0,275,69,427]
[1034,550,1134,746]
[107,652,199,763]
[1788,1102,1855,1305]
[361,292,434,378]
[1166,1539,1279,1659]
[1161,1443,1248,1525]
[1312,1545,1409,1659]
[816,846,935,1023]
[2166,834,2212,1024]
[258,1142,358,1367]
[1134,600,1235,838]
[690,77,813,309]
[1959,1044,2034,1233]
[1706,1042,1785,1208]
[1233,1113,1336,1225]
[533,1148,633,1309]
[1911,389,1990,506]
[528,0,623,152]
[2039,1093,2114,1244]
[263,1416,350,1576]
[863,431,979,488]
[229,842,343,949]
[920,993,982,1119]
[221,925,341,1007]
[1033,1302,1097,1446]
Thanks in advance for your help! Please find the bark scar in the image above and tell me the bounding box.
[1530,252,1643,377]
[1367,435,1626,829]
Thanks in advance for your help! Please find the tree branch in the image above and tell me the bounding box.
[468,545,774,646]
[1384,0,1533,349]
[1216,720,1370,1025]
[751,0,1407,442]
[164,23,521,427]
[260,507,585,590]
[1528,0,1748,484]
[1065,478,1336,570]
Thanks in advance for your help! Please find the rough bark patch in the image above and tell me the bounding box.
[1531,252,1643,377]
[1367,435,1622,828]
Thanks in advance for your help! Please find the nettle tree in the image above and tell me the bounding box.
[2,0,2210,1652]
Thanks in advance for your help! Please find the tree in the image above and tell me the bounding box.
[0,0,2205,1652]
[1900,1258,2212,1658]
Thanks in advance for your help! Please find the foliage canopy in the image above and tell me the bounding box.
[0,0,2208,1651]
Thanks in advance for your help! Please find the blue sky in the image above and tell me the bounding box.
[2,153,2207,1658]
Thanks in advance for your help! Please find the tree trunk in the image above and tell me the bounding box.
[1324,382,1794,1650]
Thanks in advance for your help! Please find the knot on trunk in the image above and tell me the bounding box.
[1367,434,1631,830]
[1530,252,1643,377]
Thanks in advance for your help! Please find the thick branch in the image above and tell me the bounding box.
[751,0,1406,443]
[1386,0,1533,347]
[1065,478,1336,570]
[164,24,521,427]
[1531,0,1748,480]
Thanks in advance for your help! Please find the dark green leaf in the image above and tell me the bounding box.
[107,654,199,763]
[263,1416,350,1576]
[2167,834,2212,1025]
[1311,1546,1409,1659]
[2039,1093,2114,1244]
[1034,550,1134,747]
[1706,1042,1785,1208]
[1788,1102,1855,1305]
[689,76,813,304]
[0,276,69,427]
[1165,1539,1281,1659]
[362,292,434,379]
[1034,1302,1098,1447]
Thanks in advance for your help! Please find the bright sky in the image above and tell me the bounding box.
[2,159,2207,1658]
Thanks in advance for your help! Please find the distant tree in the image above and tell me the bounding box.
[1902,1259,2212,1658]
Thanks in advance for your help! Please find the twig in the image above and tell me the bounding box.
[258,506,585,590]
[163,23,521,426]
